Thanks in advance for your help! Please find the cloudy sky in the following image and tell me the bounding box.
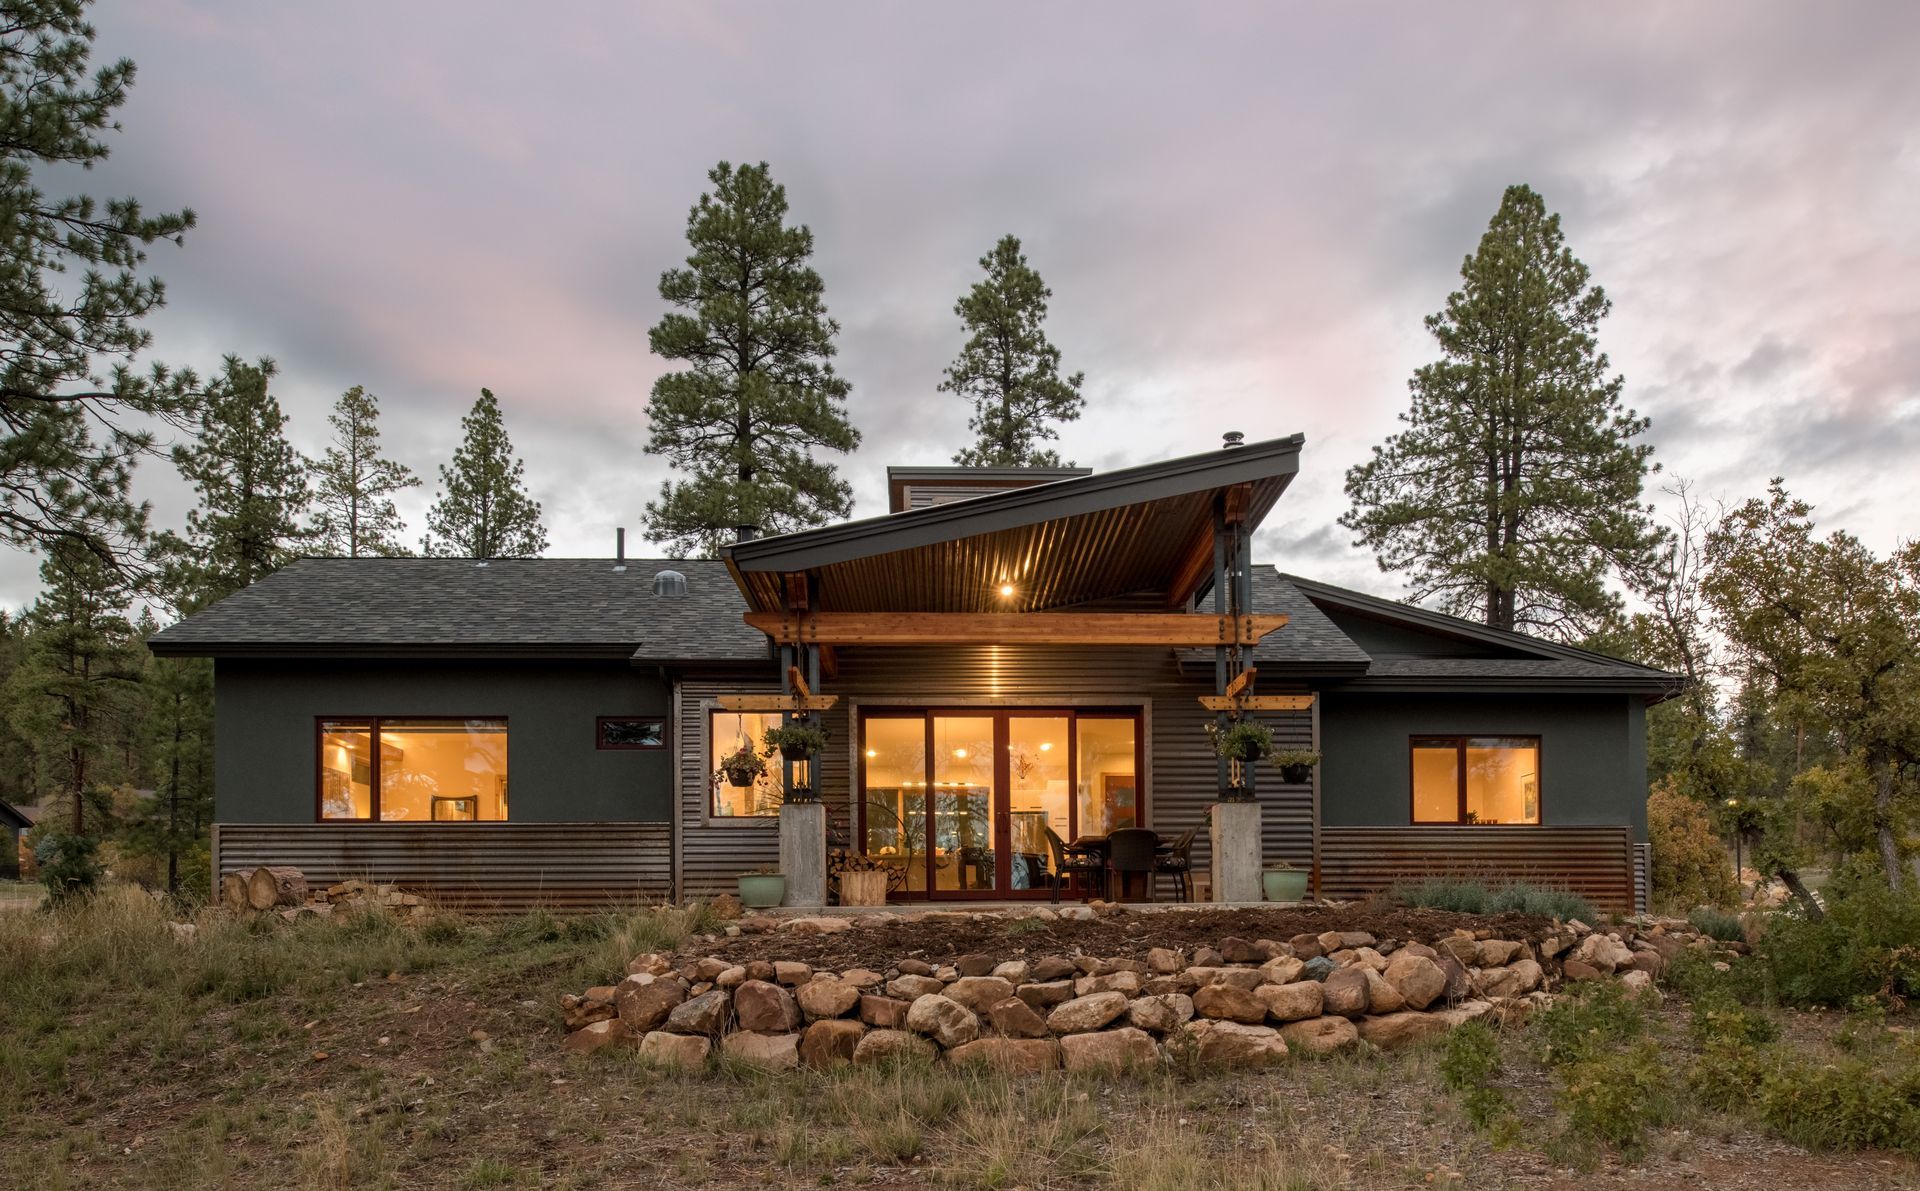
[12,1,1917,608]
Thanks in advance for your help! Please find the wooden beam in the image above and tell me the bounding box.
[1222,482,1253,526]
[1224,667,1257,699]
[782,572,810,611]
[1164,531,1217,609]
[716,694,840,712]
[1197,694,1316,712]
[786,666,811,699]
[744,611,1289,647]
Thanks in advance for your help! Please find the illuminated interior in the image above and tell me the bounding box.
[1075,718,1137,836]
[862,717,929,892]
[710,711,782,817]
[319,718,508,821]
[1007,716,1069,889]
[932,715,995,892]
[1413,736,1539,824]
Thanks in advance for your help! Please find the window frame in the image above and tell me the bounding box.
[315,715,509,824]
[595,716,666,751]
[1408,734,1543,826]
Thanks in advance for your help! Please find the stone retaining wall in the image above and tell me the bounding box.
[559,915,1716,1071]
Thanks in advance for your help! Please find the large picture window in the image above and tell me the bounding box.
[1411,736,1539,825]
[710,710,783,818]
[319,718,508,822]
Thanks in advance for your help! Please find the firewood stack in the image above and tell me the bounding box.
[217,867,425,919]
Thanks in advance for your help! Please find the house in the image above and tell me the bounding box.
[0,799,31,880]
[149,434,1679,913]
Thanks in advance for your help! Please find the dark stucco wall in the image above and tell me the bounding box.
[214,659,673,823]
[1318,691,1648,841]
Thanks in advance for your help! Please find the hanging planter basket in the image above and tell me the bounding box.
[763,718,830,762]
[1274,750,1321,786]
[1208,719,1275,763]
[718,744,766,790]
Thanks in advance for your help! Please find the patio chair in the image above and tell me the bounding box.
[1105,828,1161,902]
[1152,828,1198,902]
[1043,825,1106,903]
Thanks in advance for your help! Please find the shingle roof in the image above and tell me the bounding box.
[147,558,766,661]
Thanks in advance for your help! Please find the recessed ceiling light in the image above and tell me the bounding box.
[865,749,877,758]
[953,748,968,758]
[999,583,1014,597]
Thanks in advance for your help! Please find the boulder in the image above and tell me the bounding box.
[743,960,776,983]
[1279,1015,1358,1056]
[1127,993,1196,1033]
[1561,958,1607,982]
[992,960,1030,984]
[1356,1011,1452,1051]
[1348,947,1390,973]
[1572,934,1633,975]
[1192,983,1268,1024]
[947,1038,1062,1073]
[1288,933,1326,959]
[1030,956,1078,982]
[986,996,1051,1039]
[1382,953,1447,1011]
[1060,1027,1160,1072]
[1192,946,1226,967]
[1618,969,1662,1003]
[1398,941,1440,961]
[638,1029,710,1068]
[1185,966,1265,991]
[1362,968,1406,1014]
[1143,973,1199,996]
[786,916,853,934]
[897,958,935,976]
[1219,936,1261,964]
[1256,980,1324,1023]
[1437,936,1481,966]
[1146,946,1186,974]
[561,1018,630,1054]
[734,980,800,1033]
[715,966,748,989]
[859,994,913,1028]
[1075,971,1143,997]
[943,976,1017,1013]
[1321,967,1371,1018]
[688,956,730,982]
[614,973,688,1032]
[1437,954,1472,1000]
[853,1028,938,1065]
[1046,991,1131,1034]
[796,978,861,1021]
[1181,1020,1289,1066]
[1478,940,1525,967]
[955,953,999,977]
[1258,956,1306,986]
[722,1030,801,1069]
[665,989,729,1036]
[1303,956,1337,981]
[1016,980,1077,1010]
[1431,1000,1496,1029]
[773,960,814,986]
[799,1018,867,1067]
[1315,931,1345,954]
[1092,957,1149,976]
[627,951,673,977]
[839,967,884,988]
[888,974,946,1000]
[905,994,980,1049]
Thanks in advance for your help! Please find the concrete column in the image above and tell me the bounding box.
[1210,801,1263,904]
[779,801,827,907]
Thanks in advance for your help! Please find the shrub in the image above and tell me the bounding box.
[34,833,103,905]
[1691,1034,1920,1153]
[1756,879,1920,1008]
[1536,981,1647,1069]
[1687,988,1779,1047]
[1555,1041,1674,1156]
[1438,1021,1512,1132]
[1396,878,1596,925]
[1687,907,1746,943]
[1647,784,1739,910]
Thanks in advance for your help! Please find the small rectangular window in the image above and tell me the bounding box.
[1411,735,1540,825]
[597,717,665,750]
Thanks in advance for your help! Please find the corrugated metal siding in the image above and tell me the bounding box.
[1634,843,1652,915]
[676,649,1315,899]
[214,823,671,910]
[1318,825,1636,915]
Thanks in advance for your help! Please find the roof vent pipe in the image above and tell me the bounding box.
[614,527,627,572]
[1222,431,1246,449]
[734,524,759,543]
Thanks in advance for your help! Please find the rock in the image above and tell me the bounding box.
[707,892,743,919]
[799,1018,867,1067]
[1075,971,1143,997]
[945,976,1017,1012]
[1180,1020,1289,1066]
[773,960,814,986]
[1321,967,1371,1018]
[1348,947,1390,972]
[1562,958,1607,982]
[840,967,884,988]
[897,958,935,976]
[1315,931,1346,955]
[1508,959,1544,994]
[734,980,800,1032]
[1258,956,1306,986]
[853,1028,938,1065]
[1219,936,1261,964]
[1478,940,1524,967]
[1279,1016,1358,1056]
[722,1030,801,1069]
[638,1029,711,1068]
[1060,1027,1160,1072]
[1362,968,1405,1014]
[1539,935,1572,959]
[888,974,946,999]
[562,998,616,1031]
[665,989,729,1036]
[1382,953,1446,1011]
[627,951,673,977]
[1303,956,1337,982]
[614,973,689,1032]
[1288,933,1326,959]
[1030,956,1077,982]
[905,994,980,1049]
[1628,950,1664,977]
[1356,1011,1453,1051]
[715,966,748,988]
[1143,973,1199,996]
[1185,966,1264,991]
[1127,993,1196,1033]
[796,979,860,1021]
[1191,946,1226,967]
[1256,980,1324,1023]
[859,994,913,1028]
[1618,969,1662,1003]
[1046,991,1131,1034]
[947,1038,1062,1073]
[1146,947,1186,974]
[992,960,1030,984]
[1015,980,1076,1010]
[786,916,853,934]
[1437,936,1481,966]
[561,1018,630,1054]
[1254,939,1290,961]
[689,956,730,982]
[1438,955,1472,999]
[584,985,618,1006]
[956,953,999,977]
[1193,983,1268,1024]
[1399,942,1440,961]
[986,996,1051,1039]
[1573,934,1633,974]
[1431,1000,1496,1029]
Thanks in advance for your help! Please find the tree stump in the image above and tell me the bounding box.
[246,865,308,911]
[219,871,250,912]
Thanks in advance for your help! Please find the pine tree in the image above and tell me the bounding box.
[311,385,418,556]
[126,652,213,894]
[642,161,860,557]
[941,235,1085,467]
[166,356,310,608]
[422,389,547,558]
[0,4,199,568]
[6,539,146,835]
[1341,184,1660,640]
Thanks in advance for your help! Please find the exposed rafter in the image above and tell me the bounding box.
[744,611,1289,647]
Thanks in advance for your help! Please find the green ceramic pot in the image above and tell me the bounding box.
[737,873,786,908]
[1262,869,1309,902]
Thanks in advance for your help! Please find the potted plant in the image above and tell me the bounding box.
[1207,718,1274,762]
[1262,861,1309,902]
[737,866,786,908]
[1273,749,1320,785]
[762,717,829,760]
[717,743,767,789]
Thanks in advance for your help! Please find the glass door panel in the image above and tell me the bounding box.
[861,717,928,895]
[932,715,996,893]
[1076,717,1138,836]
[1007,716,1069,892]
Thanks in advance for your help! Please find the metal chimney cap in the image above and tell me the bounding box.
[1222,431,1246,449]
[652,569,688,597]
